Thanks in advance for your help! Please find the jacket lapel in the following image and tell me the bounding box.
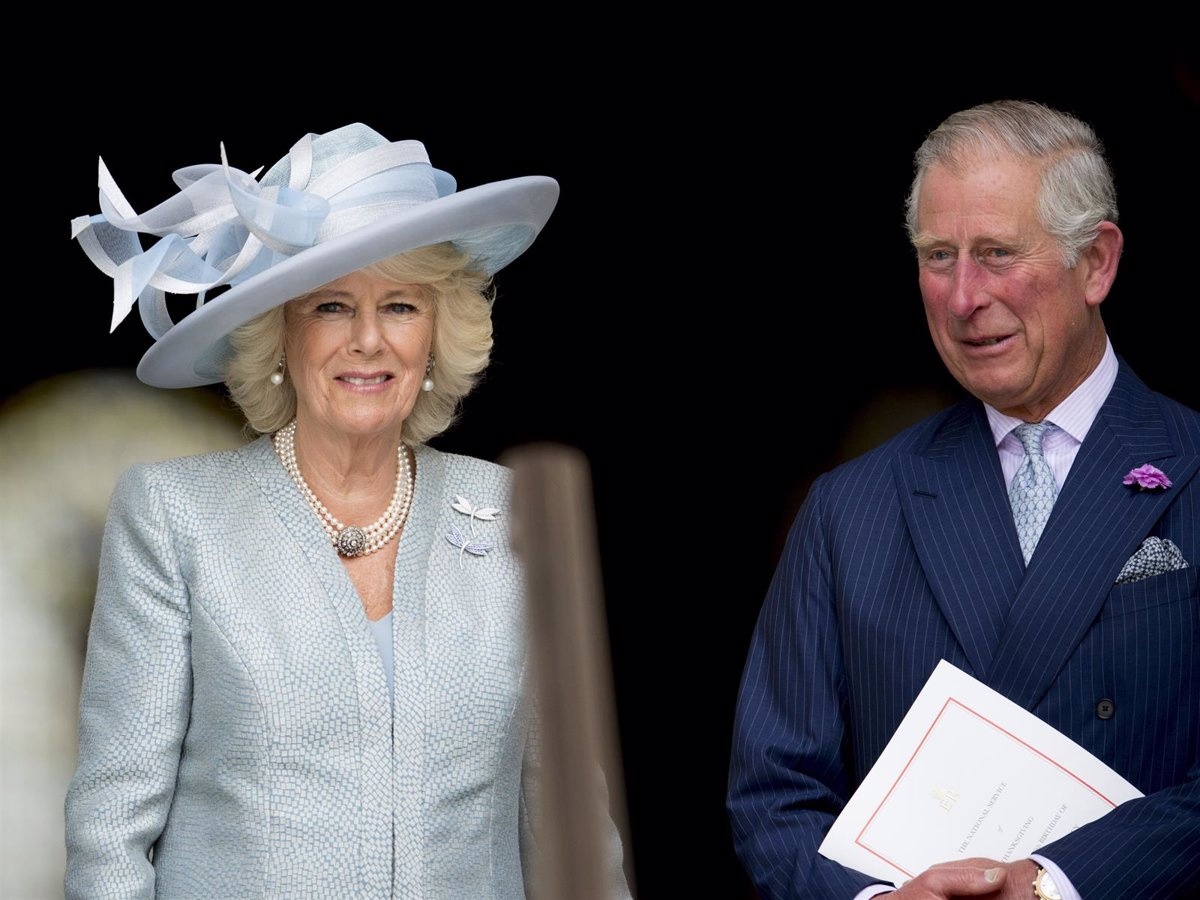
[238,437,392,704]
[389,443,442,894]
[987,365,1200,709]
[895,402,1025,677]
[239,434,396,894]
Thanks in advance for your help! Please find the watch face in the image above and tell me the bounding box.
[1036,868,1062,900]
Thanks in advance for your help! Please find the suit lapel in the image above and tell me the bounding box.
[987,366,1200,709]
[895,402,1025,676]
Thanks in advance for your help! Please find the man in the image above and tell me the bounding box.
[728,100,1198,899]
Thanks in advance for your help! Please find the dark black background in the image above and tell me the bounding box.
[9,46,1197,897]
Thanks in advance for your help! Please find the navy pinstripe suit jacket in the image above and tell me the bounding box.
[728,362,1199,899]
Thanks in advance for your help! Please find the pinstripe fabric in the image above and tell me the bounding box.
[728,362,1200,900]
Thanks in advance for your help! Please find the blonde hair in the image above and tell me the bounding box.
[225,243,494,444]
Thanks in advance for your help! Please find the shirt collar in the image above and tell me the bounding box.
[986,336,1118,448]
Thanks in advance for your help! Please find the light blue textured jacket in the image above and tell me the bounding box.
[66,436,546,898]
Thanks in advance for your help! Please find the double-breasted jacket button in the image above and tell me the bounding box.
[1095,698,1115,720]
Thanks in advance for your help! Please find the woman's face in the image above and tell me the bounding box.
[284,269,434,442]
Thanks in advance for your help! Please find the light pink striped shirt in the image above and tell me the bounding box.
[988,337,1119,493]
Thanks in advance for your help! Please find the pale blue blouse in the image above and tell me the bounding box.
[369,612,394,698]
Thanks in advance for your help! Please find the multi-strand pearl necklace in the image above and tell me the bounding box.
[272,419,413,558]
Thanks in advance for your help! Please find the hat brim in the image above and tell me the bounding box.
[136,175,559,388]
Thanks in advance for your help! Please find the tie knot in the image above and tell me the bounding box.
[1013,422,1053,458]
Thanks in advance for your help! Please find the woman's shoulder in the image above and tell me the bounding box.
[113,435,271,498]
[415,444,512,493]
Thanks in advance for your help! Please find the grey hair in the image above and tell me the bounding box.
[905,100,1118,267]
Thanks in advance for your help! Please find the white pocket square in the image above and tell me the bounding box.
[1115,537,1190,585]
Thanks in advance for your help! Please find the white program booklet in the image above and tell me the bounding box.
[817,659,1143,885]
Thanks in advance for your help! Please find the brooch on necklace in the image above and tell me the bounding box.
[273,420,413,557]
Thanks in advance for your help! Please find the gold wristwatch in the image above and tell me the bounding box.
[1033,866,1062,900]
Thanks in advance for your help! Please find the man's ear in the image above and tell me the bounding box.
[1081,221,1123,308]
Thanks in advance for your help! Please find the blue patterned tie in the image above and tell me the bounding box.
[1009,422,1059,564]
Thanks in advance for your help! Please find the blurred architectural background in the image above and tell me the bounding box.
[0,374,243,897]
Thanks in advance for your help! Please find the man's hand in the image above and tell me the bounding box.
[887,858,1039,899]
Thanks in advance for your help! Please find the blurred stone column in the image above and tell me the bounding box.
[506,442,635,900]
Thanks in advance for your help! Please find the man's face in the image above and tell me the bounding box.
[913,153,1108,422]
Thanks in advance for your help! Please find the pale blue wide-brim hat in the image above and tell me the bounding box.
[72,123,559,388]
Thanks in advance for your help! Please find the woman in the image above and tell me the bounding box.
[66,123,630,898]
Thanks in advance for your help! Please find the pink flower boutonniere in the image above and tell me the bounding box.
[1123,464,1172,491]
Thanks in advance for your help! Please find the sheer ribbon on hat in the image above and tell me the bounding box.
[71,133,449,339]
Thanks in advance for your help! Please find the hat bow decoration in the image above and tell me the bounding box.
[71,132,447,338]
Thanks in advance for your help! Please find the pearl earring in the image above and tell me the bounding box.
[270,352,286,386]
[421,356,435,393]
